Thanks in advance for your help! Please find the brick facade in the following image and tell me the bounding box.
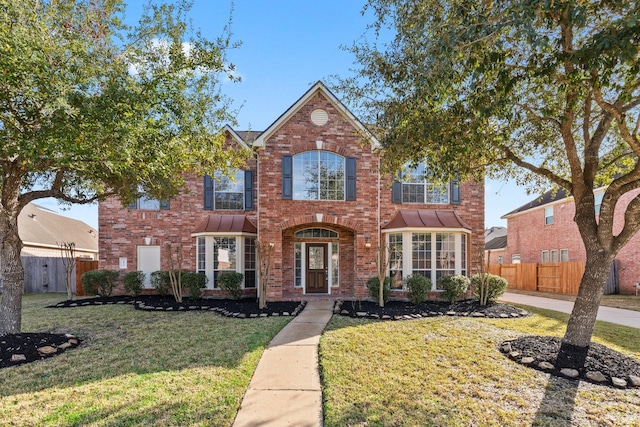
[99,82,485,300]
[504,188,640,294]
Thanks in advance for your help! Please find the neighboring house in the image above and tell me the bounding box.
[502,187,640,294]
[99,82,484,300]
[18,203,98,259]
[485,234,507,266]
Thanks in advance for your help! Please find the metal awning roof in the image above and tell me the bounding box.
[382,210,471,231]
[192,215,257,234]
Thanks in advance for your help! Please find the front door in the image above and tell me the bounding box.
[306,244,328,293]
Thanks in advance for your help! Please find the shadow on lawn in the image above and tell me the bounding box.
[532,375,579,426]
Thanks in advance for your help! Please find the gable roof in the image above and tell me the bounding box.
[502,188,570,218]
[485,235,507,251]
[222,125,254,150]
[18,203,98,252]
[252,81,379,149]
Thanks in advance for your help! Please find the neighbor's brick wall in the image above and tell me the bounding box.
[506,188,640,294]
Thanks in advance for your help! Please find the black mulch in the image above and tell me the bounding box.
[47,295,306,318]
[335,299,531,320]
[501,336,640,389]
[1,332,81,369]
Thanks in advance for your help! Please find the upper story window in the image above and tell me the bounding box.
[127,195,169,210]
[392,163,460,205]
[295,228,338,239]
[213,169,244,210]
[204,169,254,211]
[293,151,345,200]
[402,164,449,204]
[544,206,554,225]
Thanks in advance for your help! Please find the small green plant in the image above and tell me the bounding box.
[81,269,118,297]
[182,272,208,299]
[438,275,471,304]
[471,273,508,305]
[150,271,171,297]
[123,271,145,297]
[405,274,431,304]
[217,272,244,300]
[366,276,391,304]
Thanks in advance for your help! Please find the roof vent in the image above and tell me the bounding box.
[311,109,328,126]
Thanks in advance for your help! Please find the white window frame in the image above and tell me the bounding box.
[191,233,257,289]
[560,249,569,262]
[292,151,345,201]
[512,254,521,264]
[401,164,449,204]
[550,249,559,262]
[213,169,245,210]
[544,206,554,225]
[384,229,469,291]
[541,250,549,263]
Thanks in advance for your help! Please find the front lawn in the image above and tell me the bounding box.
[0,293,291,426]
[320,305,640,427]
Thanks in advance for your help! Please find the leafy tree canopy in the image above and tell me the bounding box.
[338,0,640,365]
[0,0,247,212]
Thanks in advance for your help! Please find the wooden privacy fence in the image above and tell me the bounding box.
[0,256,99,294]
[485,261,619,295]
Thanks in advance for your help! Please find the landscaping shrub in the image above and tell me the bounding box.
[150,271,171,296]
[472,273,508,305]
[182,272,208,299]
[81,269,118,297]
[123,271,145,297]
[405,274,430,304]
[438,275,471,304]
[366,276,391,304]
[217,272,244,300]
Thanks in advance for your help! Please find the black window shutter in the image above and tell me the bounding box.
[391,172,403,204]
[159,199,170,210]
[282,155,293,200]
[345,157,356,201]
[204,175,213,210]
[126,199,137,209]
[450,180,461,204]
[244,170,254,210]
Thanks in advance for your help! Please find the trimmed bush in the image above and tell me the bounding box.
[366,276,391,304]
[123,271,145,297]
[183,272,208,299]
[81,269,118,297]
[438,275,471,304]
[471,273,508,304]
[150,271,171,296]
[405,274,430,304]
[217,272,244,300]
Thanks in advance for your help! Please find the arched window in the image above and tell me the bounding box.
[294,228,339,239]
[293,151,345,200]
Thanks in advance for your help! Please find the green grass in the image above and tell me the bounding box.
[0,293,291,426]
[320,305,640,427]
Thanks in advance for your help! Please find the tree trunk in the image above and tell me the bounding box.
[0,211,24,335]
[556,251,613,369]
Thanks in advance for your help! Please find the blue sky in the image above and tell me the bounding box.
[38,0,534,230]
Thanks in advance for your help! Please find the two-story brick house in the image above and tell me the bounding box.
[502,187,640,295]
[99,82,484,300]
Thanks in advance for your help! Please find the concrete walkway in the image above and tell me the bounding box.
[232,300,334,427]
[499,292,640,329]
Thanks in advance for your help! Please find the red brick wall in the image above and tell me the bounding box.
[506,188,640,294]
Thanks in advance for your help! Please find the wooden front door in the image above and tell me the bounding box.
[306,244,328,293]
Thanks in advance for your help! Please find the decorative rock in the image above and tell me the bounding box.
[370,314,379,319]
[499,314,509,318]
[538,361,554,371]
[11,354,26,362]
[95,301,103,305]
[521,357,535,365]
[612,377,627,388]
[248,313,257,318]
[341,310,349,315]
[58,342,72,350]
[500,342,512,353]
[68,339,78,345]
[382,315,391,320]
[189,306,197,310]
[260,313,268,317]
[283,312,290,316]
[560,368,579,379]
[394,316,403,320]
[471,312,485,317]
[65,334,76,339]
[586,371,607,383]
[155,307,163,311]
[509,351,521,359]
[510,313,520,318]
[629,375,640,387]
[69,303,77,307]
[445,311,456,316]
[356,312,368,317]
[37,346,58,355]
[238,313,246,318]
[117,300,125,304]
[272,313,280,317]
[166,307,173,311]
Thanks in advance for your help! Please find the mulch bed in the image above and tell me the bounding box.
[1,332,81,369]
[335,299,531,320]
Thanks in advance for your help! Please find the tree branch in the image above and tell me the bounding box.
[593,85,640,154]
[500,146,572,191]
